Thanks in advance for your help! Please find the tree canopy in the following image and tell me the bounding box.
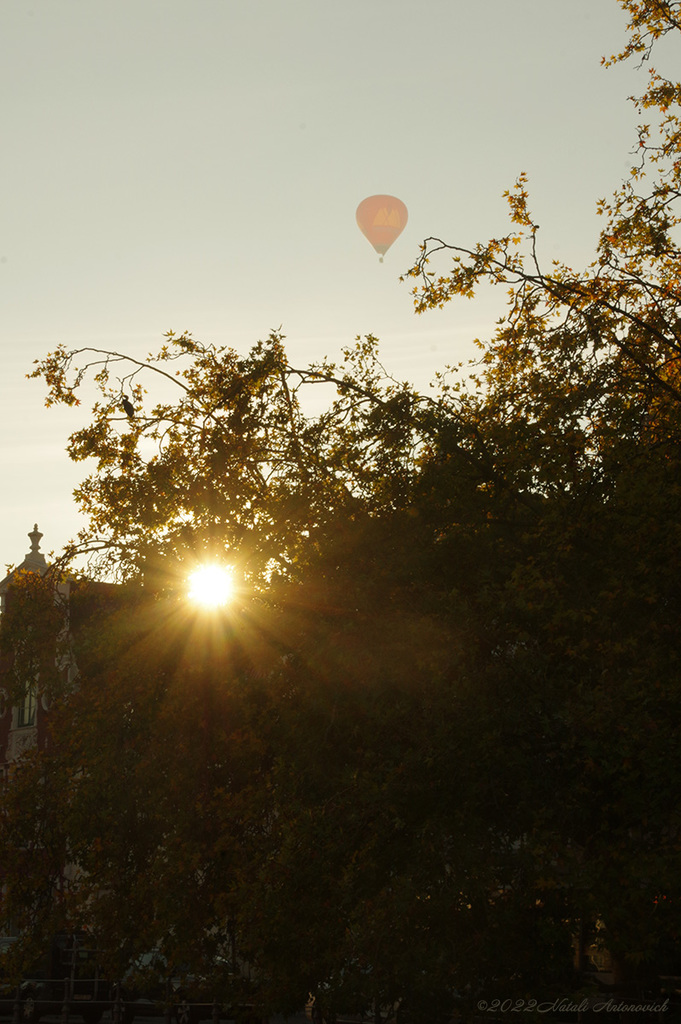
[2,2,681,1018]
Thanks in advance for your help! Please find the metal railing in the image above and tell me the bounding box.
[0,984,249,1024]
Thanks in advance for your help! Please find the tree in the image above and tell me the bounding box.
[401,0,681,989]
[3,330,577,1014]
[26,331,425,588]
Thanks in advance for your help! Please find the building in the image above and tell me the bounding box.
[0,526,83,780]
[0,525,52,774]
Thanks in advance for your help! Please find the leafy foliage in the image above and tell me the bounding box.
[28,332,426,589]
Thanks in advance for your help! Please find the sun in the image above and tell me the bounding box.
[188,565,235,608]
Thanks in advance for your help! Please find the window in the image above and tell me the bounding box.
[17,684,36,728]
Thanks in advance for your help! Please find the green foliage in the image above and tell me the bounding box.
[28,332,426,589]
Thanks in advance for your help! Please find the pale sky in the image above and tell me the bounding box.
[0,0,658,570]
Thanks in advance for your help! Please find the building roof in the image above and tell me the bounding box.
[0,524,48,594]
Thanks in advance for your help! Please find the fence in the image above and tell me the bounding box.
[0,983,261,1024]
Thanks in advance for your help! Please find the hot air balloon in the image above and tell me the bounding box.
[356,194,408,262]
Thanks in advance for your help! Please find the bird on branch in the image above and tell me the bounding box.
[121,395,135,418]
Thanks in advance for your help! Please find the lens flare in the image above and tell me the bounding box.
[188,565,234,608]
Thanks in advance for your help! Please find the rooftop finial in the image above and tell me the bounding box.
[28,524,43,554]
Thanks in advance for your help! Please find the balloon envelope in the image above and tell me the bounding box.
[356,195,408,259]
